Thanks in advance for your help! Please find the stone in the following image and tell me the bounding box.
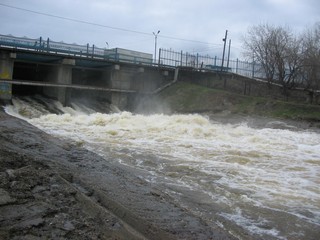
[0,188,16,205]
[62,220,75,231]
[13,217,44,229]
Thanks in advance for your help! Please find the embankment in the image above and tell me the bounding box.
[138,82,320,127]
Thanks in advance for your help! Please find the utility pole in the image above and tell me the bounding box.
[153,30,160,64]
[221,30,228,71]
[226,39,231,71]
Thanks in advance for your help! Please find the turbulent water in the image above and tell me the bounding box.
[5,96,320,240]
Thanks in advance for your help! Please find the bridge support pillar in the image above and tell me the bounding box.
[44,58,75,106]
[109,64,130,110]
[0,51,16,102]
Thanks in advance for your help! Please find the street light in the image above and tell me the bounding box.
[153,30,160,63]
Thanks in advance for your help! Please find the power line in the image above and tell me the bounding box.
[0,3,151,36]
[161,34,221,45]
[0,3,220,46]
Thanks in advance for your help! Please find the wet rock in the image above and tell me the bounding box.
[72,183,94,196]
[12,217,44,229]
[112,222,122,230]
[60,172,74,183]
[150,189,162,197]
[11,235,43,240]
[5,169,15,179]
[0,172,9,187]
[31,185,48,194]
[0,188,16,205]
[62,220,75,231]
[50,229,68,238]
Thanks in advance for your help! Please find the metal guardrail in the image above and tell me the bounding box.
[0,34,267,79]
[158,48,267,79]
[0,34,269,79]
[0,34,153,65]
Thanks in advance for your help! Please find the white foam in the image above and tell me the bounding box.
[5,97,320,239]
[220,208,286,239]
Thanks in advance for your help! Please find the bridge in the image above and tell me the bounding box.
[2,34,310,108]
[0,34,180,109]
[3,34,256,109]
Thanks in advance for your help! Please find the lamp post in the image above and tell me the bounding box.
[153,30,160,63]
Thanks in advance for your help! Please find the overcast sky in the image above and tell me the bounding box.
[0,0,319,59]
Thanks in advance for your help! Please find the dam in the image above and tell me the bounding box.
[0,34,177,109]
[1,34,320,239]
[1,34,314,109]
[4,95,320,240]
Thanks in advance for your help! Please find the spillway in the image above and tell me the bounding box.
[5,96,320,239]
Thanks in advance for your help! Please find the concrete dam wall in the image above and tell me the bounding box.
[1,47,313,110]
[0,49,175,110]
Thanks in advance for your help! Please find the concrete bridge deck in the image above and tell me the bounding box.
[0,35,178,109]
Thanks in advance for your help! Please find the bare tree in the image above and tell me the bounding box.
[243,24,276,86]
[279,33,303,97]
[300,22,320,103]
[243,24,302,98]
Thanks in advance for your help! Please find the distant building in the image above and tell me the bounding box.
[104,48,153,65]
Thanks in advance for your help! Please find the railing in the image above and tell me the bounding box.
[0,34,267,78]
[158,48,266,78]
[0,34,153,65]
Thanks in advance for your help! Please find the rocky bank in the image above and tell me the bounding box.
[0,108,237,240]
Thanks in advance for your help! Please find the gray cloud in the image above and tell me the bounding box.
[0,0,319,59]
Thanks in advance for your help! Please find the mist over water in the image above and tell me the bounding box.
[5,96,320,240]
